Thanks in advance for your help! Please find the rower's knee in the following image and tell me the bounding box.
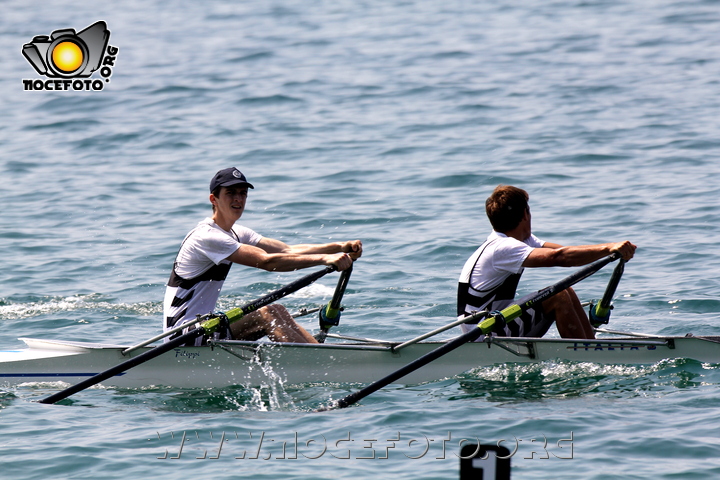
[560,288,577,300]
[543,289,570,313]
[262,304,293,324]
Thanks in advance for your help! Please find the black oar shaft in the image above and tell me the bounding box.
[327,327,484,410]
[39,328,204,404]
[589,258,625,326]
[330,265,353,311]
[224,266,335,324]
[600,259,626,310]
[318,264,353,336]
[322,253,620,411]
[40,266,336,405]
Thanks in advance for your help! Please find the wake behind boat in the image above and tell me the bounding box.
[2,331,720,389]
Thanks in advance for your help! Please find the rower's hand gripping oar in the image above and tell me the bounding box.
[316,264,353,342]
[318,253,621,411]
[39,266,337,405]
[589,259,626,328]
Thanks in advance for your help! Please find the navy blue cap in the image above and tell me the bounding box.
[210,167,255,192]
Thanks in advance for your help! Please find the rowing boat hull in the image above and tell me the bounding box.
[1,335,719,389]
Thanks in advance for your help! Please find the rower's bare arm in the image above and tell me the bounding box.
[523,241,636,267]
[257,238,362,260]
[227,243,353,271]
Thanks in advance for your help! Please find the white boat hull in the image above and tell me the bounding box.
[1,335,719,389]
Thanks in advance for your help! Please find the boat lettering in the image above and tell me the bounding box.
[569,342,651,352]
[174,349,200,359]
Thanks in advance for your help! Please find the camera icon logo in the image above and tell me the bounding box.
[22,21,110,78]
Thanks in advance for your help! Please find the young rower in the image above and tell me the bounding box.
[457,185,636,340]
[164,167,362,345]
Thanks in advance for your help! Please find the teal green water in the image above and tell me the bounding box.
[2,0,720,478]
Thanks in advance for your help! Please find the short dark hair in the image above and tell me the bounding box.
[485,185,529,233]
[211,186,221,213]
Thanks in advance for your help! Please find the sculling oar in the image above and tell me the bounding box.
[318,253,621,411]
[39,266,337,405]
[316,264,353,342]
[589,259,626,327]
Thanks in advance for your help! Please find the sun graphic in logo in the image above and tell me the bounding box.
[51,41,84,73]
